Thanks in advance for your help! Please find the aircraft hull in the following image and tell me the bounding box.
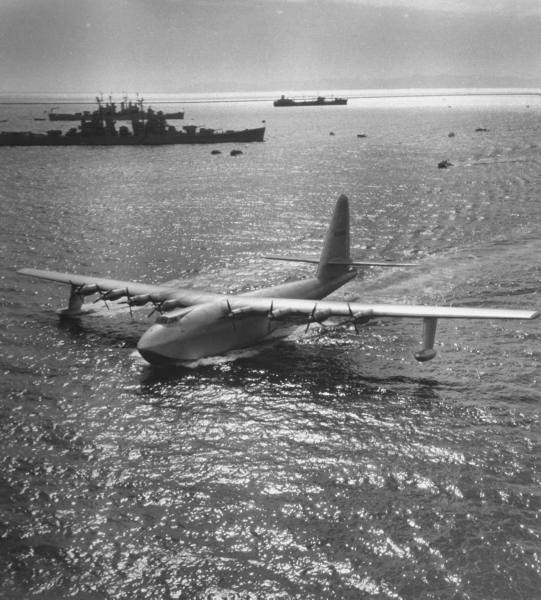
[137,273,357,364]
[138,316,290,364]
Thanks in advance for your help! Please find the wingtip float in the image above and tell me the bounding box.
[18,195,539,367]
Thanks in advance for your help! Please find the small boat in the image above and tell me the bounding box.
[273,95,347,107]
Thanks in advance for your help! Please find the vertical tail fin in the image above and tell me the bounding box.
[317,194,351,281]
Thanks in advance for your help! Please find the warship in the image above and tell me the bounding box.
[0,110,265,146]
[48,95,184,121]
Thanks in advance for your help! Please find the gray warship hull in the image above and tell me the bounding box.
[0,127,265,146]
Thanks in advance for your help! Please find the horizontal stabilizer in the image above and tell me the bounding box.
[342,260,417,268]
[263,255,416,267]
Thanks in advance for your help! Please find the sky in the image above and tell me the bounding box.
[0,0,539,94]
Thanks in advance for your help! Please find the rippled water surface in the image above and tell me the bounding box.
[1,93,540,599]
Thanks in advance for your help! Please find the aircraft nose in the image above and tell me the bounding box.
[137,324,175,365]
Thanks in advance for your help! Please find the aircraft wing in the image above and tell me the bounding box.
[17,268,223,311]
[208,296,538,363]
[19,268,538,322]
[19,268,538,363]
[220,295,539,321]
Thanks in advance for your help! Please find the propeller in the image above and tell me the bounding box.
[92,285,110,310]
[305,304,318,333]
[342,303,373,332]
[348,303,359,334]
[148,299,166,317]
[305,304,334,333]
[266,301,297,330]
[125,288,133,319]
[226,299,236,331]
[147,297,183,317]
[93,288,126,307]
[267,299,275,334]
[224,300,256,330]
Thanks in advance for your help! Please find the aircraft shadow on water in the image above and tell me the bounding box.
[18,194,539,372]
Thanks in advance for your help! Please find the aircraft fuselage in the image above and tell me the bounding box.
[137,273,356,364]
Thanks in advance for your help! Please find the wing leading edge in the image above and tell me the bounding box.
[221,296,539,321]
[19,268,538,322]
[17,268,223,314]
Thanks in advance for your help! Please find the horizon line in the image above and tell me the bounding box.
[0,87,540,105]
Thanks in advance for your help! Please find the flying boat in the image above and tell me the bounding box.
[18,195,538,366]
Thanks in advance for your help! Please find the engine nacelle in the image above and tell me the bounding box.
[128,294,152,306]
[78,283,101,296]
[159,298,186,312]
[102,288,127,301]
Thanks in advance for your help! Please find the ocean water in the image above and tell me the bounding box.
[1,92,540,599]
